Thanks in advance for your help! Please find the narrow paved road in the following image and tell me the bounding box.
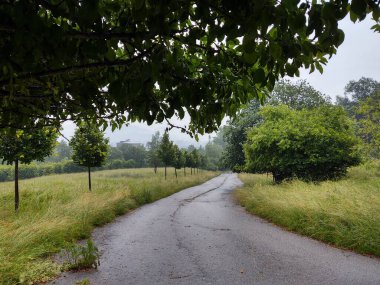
[52,173,380,285]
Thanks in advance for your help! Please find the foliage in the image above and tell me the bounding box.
[0,168,218,284]
[76,278,91,285]
[0,126,58,210]
[118,143,146,168]
[0,159,143,183]
[358,91,380,157]
[236,161,380,256]
[345,77,380,102]
[108,147,124,161]
[70,123,109,169]
[222,79,331,171]
[244,105,361,182]
[335,95,357,117]
[222,101,262,171]
[336,77,380,118]
[335,77,380,158]
[268,79,331,109]
[172,145,185,170]
[64,239,100,270]
[0,127,58,165]
[211,127,227,149]
[0,1,378,135]
[46,140,72,163]
[204,142,224,170]
[158,133,174,166]
[146,131,162,173]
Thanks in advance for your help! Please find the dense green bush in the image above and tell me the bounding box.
[244,105,361,183]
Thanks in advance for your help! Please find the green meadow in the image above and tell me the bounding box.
[0,168,218,284]
[236,162,380,257]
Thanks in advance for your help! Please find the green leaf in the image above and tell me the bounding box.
[242,35,256,54]
[252,68,265,84]
[350,0,367,19]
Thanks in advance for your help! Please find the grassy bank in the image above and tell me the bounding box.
[235,162,380,257]
[0,168,218,284]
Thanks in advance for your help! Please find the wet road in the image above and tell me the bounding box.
[52,173,380,285]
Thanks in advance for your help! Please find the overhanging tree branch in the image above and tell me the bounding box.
[0,45,157,85]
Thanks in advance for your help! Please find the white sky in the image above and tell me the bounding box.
[62,17,380,147]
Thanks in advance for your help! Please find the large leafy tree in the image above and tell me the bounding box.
[345,77,380,103]
[222,101,262,171]
[223,79,330,171]
[336,77,380,118]
[268,79,331,109]
[0,1,378,135]
[244,105,361,183]
[0,127,57,211]
[158,132,174,179]
[70,123,109,191]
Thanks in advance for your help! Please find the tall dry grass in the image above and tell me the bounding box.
[0,168,217,284]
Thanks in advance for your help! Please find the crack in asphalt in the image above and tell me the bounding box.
[170,174,230,282]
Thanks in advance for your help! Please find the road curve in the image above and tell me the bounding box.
[52,173,380,285]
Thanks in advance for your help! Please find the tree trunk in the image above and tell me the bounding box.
[175,168,177,181]
[154,165,157,174]
[191,168,192,175]
[164,165,167,180]
[15,160,19,212]
[272,171,283,184]
[184,167,186,176]
[88,166,92,191]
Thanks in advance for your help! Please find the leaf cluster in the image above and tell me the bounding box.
[0,1,378,135]
[0,127,58,165]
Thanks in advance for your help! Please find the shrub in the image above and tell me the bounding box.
[244,105,361,183]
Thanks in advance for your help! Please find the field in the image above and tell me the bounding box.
[235,162,380,257]
[0,168,218,285]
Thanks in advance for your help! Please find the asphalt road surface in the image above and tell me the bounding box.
[52,173,380,285]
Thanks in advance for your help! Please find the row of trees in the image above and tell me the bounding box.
[220,78,379,183]
[0,122,219,210]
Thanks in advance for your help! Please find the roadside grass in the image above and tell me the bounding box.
[235,162,380,257]
[0,168,218,284]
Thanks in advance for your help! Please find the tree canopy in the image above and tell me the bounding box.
[70,123,109,190]
[244,105,361,182]
[1,0,379,135]
[0,127,57,210]
[158,132,174,179]
[268,79,331,109]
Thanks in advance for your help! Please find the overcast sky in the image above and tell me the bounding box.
[62,17,380,147]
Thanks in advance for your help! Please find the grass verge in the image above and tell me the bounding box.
[0,168,218,284]
[235,162,380,257]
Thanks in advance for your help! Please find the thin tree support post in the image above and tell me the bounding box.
[88,166,92,191]
[165,166,167,180]
[15,159,19,212]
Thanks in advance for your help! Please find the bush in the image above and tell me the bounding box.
[244,105,361,183]
[62,161,85,173]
